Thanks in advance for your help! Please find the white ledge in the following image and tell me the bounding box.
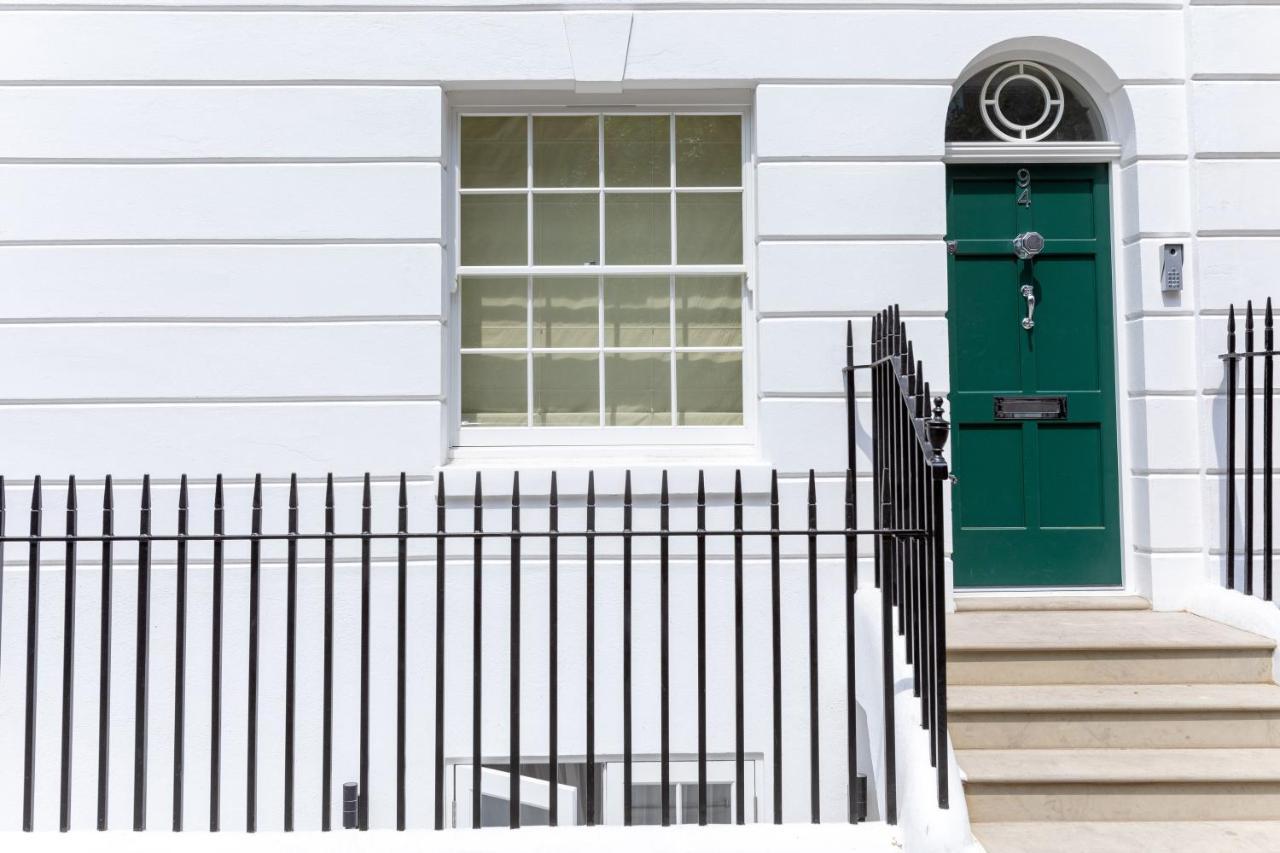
[944,142,1122,163]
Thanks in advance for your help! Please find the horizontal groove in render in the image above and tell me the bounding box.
[0,237,446,246]
[0,156,444,164]
[0,315,444,325]
[0,394,444,406]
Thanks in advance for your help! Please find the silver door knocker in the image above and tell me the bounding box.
[1013,231,1044,331]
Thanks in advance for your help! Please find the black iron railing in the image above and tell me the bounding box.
[1221,299,1276,600]
[848,306,951,821]
[0,314,951,834]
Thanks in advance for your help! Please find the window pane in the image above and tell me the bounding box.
[682,783,732,825]
[533,115,599,188]
[533,193,599,265]
[462,353,527,425]
[533,276,598,348]
[533,353,599,425]
[677,352,743,425]
[461,194,527,266]
[461,116,527,189]
[631,784,676,826]
[461,277,526,349]
[604,276,670,347]
[676,115,741,187]
[676,193,742,264]
[605,353,672,426]
[605,193,671,264]
[675,275,742,346]
[604,115,670,187]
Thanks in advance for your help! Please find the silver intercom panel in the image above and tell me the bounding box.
[1161,243,1184,293]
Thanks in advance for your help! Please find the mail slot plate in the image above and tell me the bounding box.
[994,396,1067,420]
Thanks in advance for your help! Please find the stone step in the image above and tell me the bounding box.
[959,748,1280,822]
[948,611,1275,685]
[950,683,1280,748]
[955,595,1150,613]
[972,821,1280,853]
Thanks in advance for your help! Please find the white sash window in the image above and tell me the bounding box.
[454,111,749,444]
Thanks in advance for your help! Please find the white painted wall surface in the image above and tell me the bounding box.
[0,0,1274,840]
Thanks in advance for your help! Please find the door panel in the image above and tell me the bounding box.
[947,163,1121,588]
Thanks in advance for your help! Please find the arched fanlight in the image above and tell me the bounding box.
[946,60,1104,143]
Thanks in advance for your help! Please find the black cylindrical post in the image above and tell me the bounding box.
[133,475,152,832]
[1228,307,1238,590]
[97,476,113,831]
[209,475,224,831]
[433,475,446,831]
[622,471,633,826]
[246,474,262,832]
[807,469,820,824]
[844,468,858,822]
[321,474,335,831]
[509,473,521,829]
[1266,300,1274,601]
[1247,302,1256,596]
[471,473,483,829]
[172,476,188,831]
[396,473,408,831]
[60,477,78,832]
[548,472,560,826]
[285,474,299,831]
[358,474,371,830]
[659,471,671,827]
[734,470,745,825]
[769,471,782,824]
[696,471,708,826]
[583,472,595,825]
[24,476,42,833]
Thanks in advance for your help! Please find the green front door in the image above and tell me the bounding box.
[946,163,1121,587]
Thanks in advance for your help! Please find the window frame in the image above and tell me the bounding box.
[449,104,757,449]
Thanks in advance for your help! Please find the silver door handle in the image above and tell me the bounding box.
[1020,284,1036,330]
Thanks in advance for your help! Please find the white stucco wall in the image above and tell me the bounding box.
[1,0,1276,839]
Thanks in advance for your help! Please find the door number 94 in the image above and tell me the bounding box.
[1016,168,1032,207]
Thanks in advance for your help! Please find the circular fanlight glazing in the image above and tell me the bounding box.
[979,61,1065,142]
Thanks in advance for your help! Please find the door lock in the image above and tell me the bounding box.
[1020,284,1036,330]
[1013,231,1045,260]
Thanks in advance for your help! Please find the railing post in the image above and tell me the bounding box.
[1228,306,1237,590]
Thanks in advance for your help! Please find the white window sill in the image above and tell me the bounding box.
[440,444,772,498]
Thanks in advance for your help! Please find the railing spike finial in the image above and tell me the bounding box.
[436,470,445,504]
[397,471,406,510]
[474,471,482,506]
[550,470,558,506]
[734,469,743,505]
[178,473,188,510]
[512,471,520,508]
[846,320,854,369]
[32,473,43,511]
[290,473,299,510]
[67,474,77,510]
[1248,299,1255,330]
[697,469,705,504]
